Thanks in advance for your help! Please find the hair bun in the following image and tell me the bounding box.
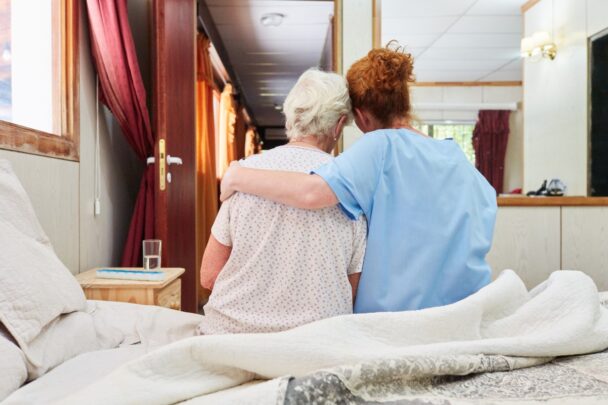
[367,42,415,92]
[346,41,415,126]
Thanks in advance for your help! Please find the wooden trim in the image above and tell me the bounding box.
[0,121,77,159]
[412,81,522,87]
[0,0,79,161]
[332,0,342,75]
[333,0,343,156]
[64,0,79,154]
[52,0,62,135]
[372,0,381,49]
[498,197,608,207]
[521,0,542,14]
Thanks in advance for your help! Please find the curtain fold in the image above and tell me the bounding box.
[244,127,257,157]
[234,108,247,161]
[195,34,218,270]
[217,83,237,178]
[472,110,511,194]
[85,0,154,266]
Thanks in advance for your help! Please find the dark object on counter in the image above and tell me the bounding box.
[526,179,567,196]
[527,180,548,196]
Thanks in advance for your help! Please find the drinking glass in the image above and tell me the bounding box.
[142,239,162,271]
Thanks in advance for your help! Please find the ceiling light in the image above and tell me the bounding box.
[260,13,285,27]
[273,104,283,111]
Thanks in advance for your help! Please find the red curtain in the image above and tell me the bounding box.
[472,110,511,194]
[85,0,154,266]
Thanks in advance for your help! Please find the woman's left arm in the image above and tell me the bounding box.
[200,235,231,292]
[348,273,361,304]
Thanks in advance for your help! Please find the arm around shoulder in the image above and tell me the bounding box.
[222,164,337,210]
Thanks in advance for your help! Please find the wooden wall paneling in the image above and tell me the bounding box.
[487,207,561,288]
[561,207,608,291]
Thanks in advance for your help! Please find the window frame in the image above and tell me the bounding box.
[0,0,79,161]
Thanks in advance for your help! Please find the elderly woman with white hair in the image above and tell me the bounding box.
[197,69,367,335]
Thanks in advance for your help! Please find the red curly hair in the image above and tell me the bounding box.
[346,43,415,126]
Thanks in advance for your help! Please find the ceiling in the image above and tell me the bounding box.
[205,0,527,128]
[206,0,334,127]
[382,0,528,82]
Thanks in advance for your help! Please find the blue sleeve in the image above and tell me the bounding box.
[312,134,386,220]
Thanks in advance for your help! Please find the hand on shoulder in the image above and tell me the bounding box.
[220,161,240,202]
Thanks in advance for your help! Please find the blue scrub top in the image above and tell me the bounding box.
[313,129,497,313]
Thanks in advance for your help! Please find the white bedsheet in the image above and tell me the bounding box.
[58,270,608,405]
[4,300,202,404]
[4,346,147,405]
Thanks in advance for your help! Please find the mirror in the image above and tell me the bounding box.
[380,0,524,195]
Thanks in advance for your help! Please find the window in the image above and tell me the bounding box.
[0,0,79,160]
[414,123,476,164]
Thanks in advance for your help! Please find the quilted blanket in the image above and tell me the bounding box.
[60,270,608,405]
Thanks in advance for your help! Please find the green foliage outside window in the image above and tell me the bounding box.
[412,123,476,165]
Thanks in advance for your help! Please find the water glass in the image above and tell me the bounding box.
[142,239,162,271]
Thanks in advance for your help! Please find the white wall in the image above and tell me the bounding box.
[0,149,80,271]
[341,0,373,149]
[505,109,524,193]
[523,0,608,196]
[0,5,142,274]
[587,0,608,37]
[411,85,524,192]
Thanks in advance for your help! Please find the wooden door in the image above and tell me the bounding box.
[152,0,198,312]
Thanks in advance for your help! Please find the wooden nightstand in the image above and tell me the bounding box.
[76,268,184,310]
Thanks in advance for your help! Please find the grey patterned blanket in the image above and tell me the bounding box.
[285,350,608,404]
[285,292,608,404]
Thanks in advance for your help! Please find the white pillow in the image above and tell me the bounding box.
[25,311,101,379]
[0,219,87,349]
[0,160,87,366]
[0,327,27,401]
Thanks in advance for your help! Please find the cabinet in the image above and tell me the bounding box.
[76,268,184,310]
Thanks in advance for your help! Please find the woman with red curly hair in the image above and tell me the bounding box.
[220,46,497,314]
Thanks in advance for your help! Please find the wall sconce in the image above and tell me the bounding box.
[521,31,557,61]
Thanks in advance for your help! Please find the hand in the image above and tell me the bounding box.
[220,161,240,201]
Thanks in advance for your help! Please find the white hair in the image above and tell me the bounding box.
[283,69,352,141]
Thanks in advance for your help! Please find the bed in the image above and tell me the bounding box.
[1,158,608,405]
[0,159,202,403]
[3,300,202,404]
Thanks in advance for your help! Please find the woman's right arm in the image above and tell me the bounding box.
[220,165,338,209]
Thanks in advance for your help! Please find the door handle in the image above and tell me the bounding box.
[167,155,183,166]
